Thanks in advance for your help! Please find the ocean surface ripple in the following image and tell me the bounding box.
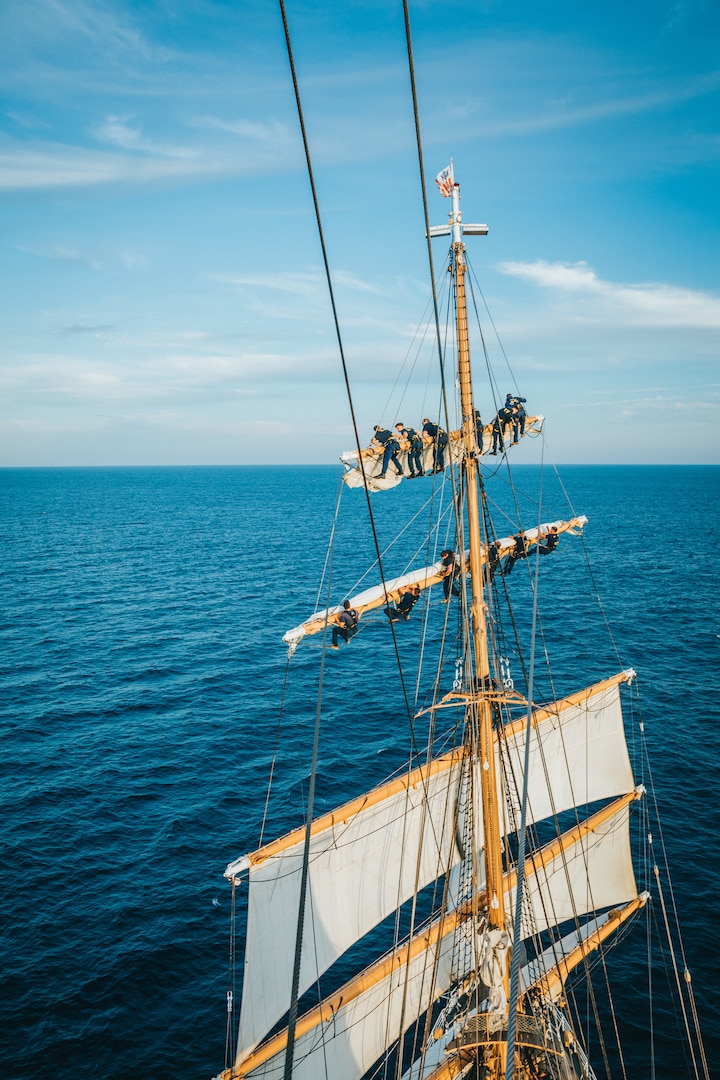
[2,464,718,1079]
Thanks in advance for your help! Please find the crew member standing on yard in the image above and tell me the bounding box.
[330,600,360,649]
[423,419,448,473]
[509,395,527,443]
[490,415,504,456]
[497,402,515,440]
[474,409,484,454]
[485,539,501,582]
[372,425,403,479]
[396,423,423,478]
[440,549,459,600]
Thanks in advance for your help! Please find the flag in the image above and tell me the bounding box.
[435,164,454,197]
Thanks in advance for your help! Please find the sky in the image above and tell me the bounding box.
[1,0,718,466]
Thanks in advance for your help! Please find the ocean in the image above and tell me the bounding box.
[2,463,719,1079]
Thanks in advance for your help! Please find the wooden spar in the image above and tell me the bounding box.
[225,746,462,874]
[282,516,587,644]
[340,415,544,467]
[226,789,641,1077]
[524,892,649,998]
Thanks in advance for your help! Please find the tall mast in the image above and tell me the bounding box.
[432,174,504,927]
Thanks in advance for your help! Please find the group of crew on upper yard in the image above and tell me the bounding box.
[370,394,527,478]
[370,420,447,478]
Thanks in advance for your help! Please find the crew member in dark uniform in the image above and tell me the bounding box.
[490,415,505,455]
[423,419,448,473]
[372,426,403,478]
[474,408,484,454]
[396,423,423,478]
[537,526,559,554]
[330,600,360,648]
[505,394,527,443]
[503,531,529,576]
[440,549,459,600]
[485,539,501,582]
[385,583,421,622]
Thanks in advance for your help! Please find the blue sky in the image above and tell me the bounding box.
[1,0,718,466]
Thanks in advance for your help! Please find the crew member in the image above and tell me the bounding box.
[440,549,459,600]
[385,583,421,622]
[503,532,529,576]
[396,423,423,478]
[330,600,360,648]
[372,425,403,478]
[537,526,559,555]
[423,419,448,473]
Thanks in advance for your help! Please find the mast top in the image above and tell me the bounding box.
[430,162,488,244]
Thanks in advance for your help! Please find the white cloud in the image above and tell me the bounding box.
[499,260,720,328]
[16,242,103,268]
[94,115,198,159]
[192,116,291,145]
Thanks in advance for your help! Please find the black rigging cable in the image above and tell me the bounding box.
[276,1,430,1073]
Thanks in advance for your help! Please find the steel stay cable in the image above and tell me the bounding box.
[277,0,417,738]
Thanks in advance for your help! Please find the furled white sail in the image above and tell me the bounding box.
[235,798,639,1080]
[230,674,634,1062]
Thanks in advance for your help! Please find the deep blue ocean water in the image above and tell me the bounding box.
[2,464,719,1079]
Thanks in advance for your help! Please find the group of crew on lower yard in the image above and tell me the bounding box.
[490,393,527,456]
[371,394,527,476]
[371,419,448,478]
[501,526,559,576]
[330,526,559,648]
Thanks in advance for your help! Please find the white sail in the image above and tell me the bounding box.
[500,675,635,833]
[233,751,464,1062]
[507,806,638,935]
[235,798,639,1080]
[230,674,634,1061]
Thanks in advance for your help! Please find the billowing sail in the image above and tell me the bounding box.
[231,795,641,1080]
[227,673,634,1062]
[283,517,587,647]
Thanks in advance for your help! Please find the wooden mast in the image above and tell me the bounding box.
[445,175,505,931]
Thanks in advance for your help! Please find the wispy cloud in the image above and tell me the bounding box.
[192,116,291,145]
[16,242,103,268]
[95,115,198,159]
[481,72,720,136]
[214,271,324,297]
[0,138,277,191]
[499,260,720,328]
